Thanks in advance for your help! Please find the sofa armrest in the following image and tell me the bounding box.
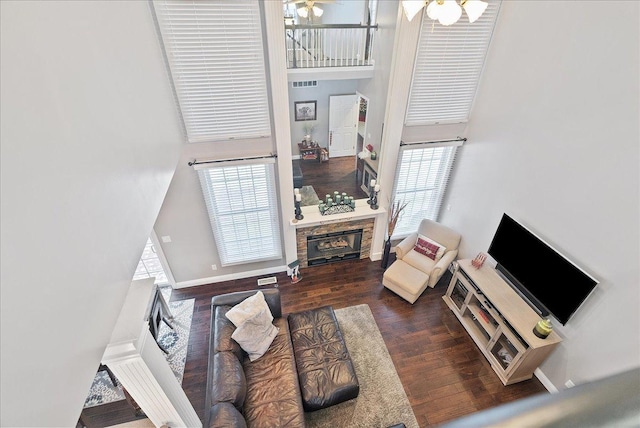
[395,233,418,260]
[428,250,458,287]
[211,289,282,318]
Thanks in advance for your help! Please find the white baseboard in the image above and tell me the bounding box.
[175,265,288,289]
[369,251,382,261]
[534,368,559,393]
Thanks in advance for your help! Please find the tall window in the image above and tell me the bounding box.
[196,159,282,266]
[405,1,501,125]
[391,143,460,237]
[153,0,271,143]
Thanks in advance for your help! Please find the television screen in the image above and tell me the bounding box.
[488,214,598,325]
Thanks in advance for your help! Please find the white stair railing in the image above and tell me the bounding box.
[285,24,377,69]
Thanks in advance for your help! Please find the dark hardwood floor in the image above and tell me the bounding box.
[296,155,369,202]
[83,258,549,427]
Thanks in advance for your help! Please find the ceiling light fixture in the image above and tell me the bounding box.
[296,1,324,20]
[402,0,488,25]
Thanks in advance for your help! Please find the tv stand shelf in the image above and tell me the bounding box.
[443,259,562,385]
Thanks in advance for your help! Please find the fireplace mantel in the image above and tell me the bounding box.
[290,199,386,228]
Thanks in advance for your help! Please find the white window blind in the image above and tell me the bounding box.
[391,142,460,237]
[153,0,271,143]
[405,1,501,125]
[196,159,282,266]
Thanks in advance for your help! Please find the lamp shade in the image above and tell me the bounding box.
[312,5,323,17]
[426,0,441,20]
[297,6,308,18]
[463,0,488,23]
[437,0,462,26]
[402,0,426,22]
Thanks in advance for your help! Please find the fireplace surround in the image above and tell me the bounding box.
[295,218,374,267]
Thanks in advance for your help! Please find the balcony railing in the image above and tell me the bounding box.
[285,24,378,69]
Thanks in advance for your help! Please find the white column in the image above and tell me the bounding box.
[102,279,201,428]
[262,0,298,266]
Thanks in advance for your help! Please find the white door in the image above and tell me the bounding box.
[329,94,358,158]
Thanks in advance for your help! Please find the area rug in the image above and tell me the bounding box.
[306,304,419,428]
[300,185,321,206]
[83,287,194,408]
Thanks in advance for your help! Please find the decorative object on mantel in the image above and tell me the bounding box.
[367,179,376,204]
[370,184,380,210]
[294,188,304,221]
[382,199,409,268]
[318,190,356,216]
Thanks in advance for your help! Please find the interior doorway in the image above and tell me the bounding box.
[329,94,358,158]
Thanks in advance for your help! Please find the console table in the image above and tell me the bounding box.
[443,260,562,385]
[298,143,328,163]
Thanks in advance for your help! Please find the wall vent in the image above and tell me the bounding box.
[292,80,318,88]
[257,276,277,286]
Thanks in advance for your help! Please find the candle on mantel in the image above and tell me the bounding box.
[295,194,301,202]
[374,184,380,192]
[370,179,376,188]
[294,188,300,195]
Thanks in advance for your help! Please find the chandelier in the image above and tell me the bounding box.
[402,0,488,26]
[296,1,324,19]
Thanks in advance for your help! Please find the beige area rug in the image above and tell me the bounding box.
[300,185,321,206]
[305,304,419,428]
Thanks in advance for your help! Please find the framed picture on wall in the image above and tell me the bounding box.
[294,100,317,121]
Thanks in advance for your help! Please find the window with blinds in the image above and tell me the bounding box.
[391,143,460,237]
[405,1,501,125]
[153,0,272,143]
[196,159,282,266]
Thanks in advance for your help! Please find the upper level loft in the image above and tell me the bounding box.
[283,0,378,81]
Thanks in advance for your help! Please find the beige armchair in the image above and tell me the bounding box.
[383,219,461,304]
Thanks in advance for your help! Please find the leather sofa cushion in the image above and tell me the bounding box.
[208,402,247,428]
[211,351,247,410]
[242,317,305,428]
[212,306,243,361]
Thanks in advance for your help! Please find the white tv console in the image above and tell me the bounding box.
[443,259,562,385]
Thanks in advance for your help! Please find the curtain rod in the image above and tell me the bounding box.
[188,154,277,166]
[400,137,467,146]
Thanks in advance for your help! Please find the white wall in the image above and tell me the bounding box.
[440,1,639,388]
[0,1,183,426]
[289,79,359,150]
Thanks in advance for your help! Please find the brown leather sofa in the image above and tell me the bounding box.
[205,289,305,428]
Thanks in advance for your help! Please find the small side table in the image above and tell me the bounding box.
[298,143,320,162]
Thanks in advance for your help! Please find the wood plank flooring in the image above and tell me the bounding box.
[296,155,368,202]
[84,258,548,427]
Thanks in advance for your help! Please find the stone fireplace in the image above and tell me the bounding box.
[295,218,374,267]
[307,229,363,266]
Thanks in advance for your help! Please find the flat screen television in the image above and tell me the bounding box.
[488,213,598,325]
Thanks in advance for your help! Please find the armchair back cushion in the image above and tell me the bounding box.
[416,219,461,253]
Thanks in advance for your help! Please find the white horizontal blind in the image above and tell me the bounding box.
[405,1,501,125]
[197,160,282,266]
[153,0,271,143]
[392,143,459,237]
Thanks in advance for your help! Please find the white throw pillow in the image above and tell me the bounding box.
[231,309,279,361]
[225,291,272,327]
[226,291,279,361]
